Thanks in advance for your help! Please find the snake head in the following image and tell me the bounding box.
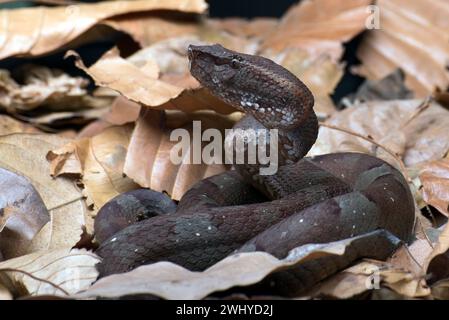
[188,44,314,130]
[188,44,241,89]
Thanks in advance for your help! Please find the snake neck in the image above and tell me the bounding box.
[188,44,318,166]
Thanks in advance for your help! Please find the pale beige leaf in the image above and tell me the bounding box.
[0,134,90,258]
[0,248,100,297]
[0,0,207,60]
[48,125,139,211]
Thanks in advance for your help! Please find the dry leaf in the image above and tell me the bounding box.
[103,15,199,48]
[205,18,278,39]
[0,248,99,297]
[310,100,449,168]
[0,115,41,135]
[76,235,369,300]
[262,0,372,60]
[356,0,449,96]
[102,96,141,126]
[68,47,236,114]
[0,283,12,300]
[48,125,139,211]
[0,66,110,113]
[420,156,449,216]
[307,259,430,299]
[123,109,237,200]
[0,168,49,242]
[0,0,207,60]
[0,134,90,258]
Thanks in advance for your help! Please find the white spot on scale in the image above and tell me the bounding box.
[110,237,117,242]
[299,219,304,223]
[195,233,201,237]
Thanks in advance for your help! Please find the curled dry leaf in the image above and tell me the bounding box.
[0,66,110,113]
[68,48,235,114]
[0,168,49,242]
[262,0,372,60]
[310,100,449,169]
[124,109,239,200]
[419,155,449,216]
[76,235,371,300]
[48,125,139,211]
[0,0,207,60]
[0,248,100,297]
[356,0,449,96]
[0,134,90,258]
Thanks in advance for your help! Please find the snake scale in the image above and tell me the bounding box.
[94,44,415,295]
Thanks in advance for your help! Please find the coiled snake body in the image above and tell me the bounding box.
[95,44,415,295]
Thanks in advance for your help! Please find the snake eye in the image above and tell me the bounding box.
[231,58,240,69]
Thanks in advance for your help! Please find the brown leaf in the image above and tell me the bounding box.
[102,96,141,126]
[69,46,236,114]
[103,15,199,48]
[76,236,365,300]
[123,109,238,200]
[48,125,139,211]
[356,0,449,96]
[420,156,449,216]
[262,0,372,59]
[0,168,49,241]
[0,0,207,60]
[0,248,99,297]
[0,134,90,258]
[205,18,278,39]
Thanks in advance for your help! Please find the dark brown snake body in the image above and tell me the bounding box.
[95,44,415,295]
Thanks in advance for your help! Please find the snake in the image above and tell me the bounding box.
[94,44,415,296]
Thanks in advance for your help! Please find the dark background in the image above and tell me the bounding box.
[208,0,297,18]
[0,0,364,103]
